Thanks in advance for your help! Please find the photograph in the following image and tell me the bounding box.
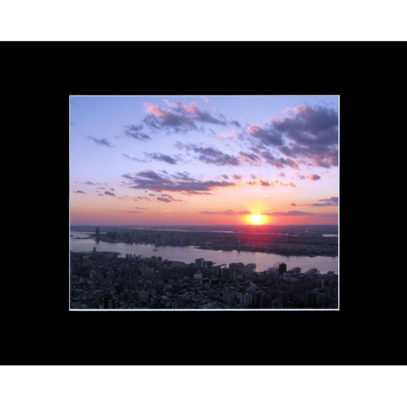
[70,95,339,310]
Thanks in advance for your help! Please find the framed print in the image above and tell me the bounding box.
[1,42,406,365]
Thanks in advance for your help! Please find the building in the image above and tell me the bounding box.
[244,263,256,273]
[278,263,287,274]
[195,258,205,268]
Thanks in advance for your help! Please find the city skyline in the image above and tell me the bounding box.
[70,95,339,226]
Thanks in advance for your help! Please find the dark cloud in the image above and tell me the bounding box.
[297,173,321,181]
[88,136,113,147]
[124,124,151,141]
[311,196,338,206]
[260,180,272,187]
[144,152,180,165]
[130,101,241,135]
[156,193,183,203]
[122,170,235,195]
[201,210,251,215]
[177,143,240,166]
[262,210,337,217]
[240,151,260,163]
[73,190,85,194]
[163,100,240,127]
[261,150,299,169]
[262,210,316,216]
[247,105,338,168]
[104,191,116,196]
[233,174,242,180]
[248,124,284,146]
[290,196,338,207]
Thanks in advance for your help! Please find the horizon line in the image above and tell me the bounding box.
[70,223,338,227]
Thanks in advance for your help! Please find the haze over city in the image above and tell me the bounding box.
[70,95,338,226]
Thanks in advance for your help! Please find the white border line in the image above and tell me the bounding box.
[69,94,340,312]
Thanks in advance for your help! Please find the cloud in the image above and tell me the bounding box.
[239,151,260,164]
[135,100,241,135]
[260,179,272,187]
[176,143,240,166]
[261,150,299,169]
[274,180,296,187]
[124,124,151,141]
[200,210,251,215]
[262,210,316,216]
[163,100,240,128]
[144,152,180,165]
[73,190,85,194]
[104,191,116,197]
[122,154,146,163]
[311,196,338,206]
[290,196,338,207]
[262,210,337,217]
[156,193,183,203]
[248,124,284,146]
[122,170,236,195]
[247,105,338,168]
[233,174,242,180]
[297,173,321,181]
[134,196,152,202]
[124,100,241,136]
[88,136,113,147]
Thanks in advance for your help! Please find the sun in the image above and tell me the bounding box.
[246,213,268,225]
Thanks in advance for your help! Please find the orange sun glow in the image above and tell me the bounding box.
[246,213,268,225]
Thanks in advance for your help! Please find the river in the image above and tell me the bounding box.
[70,231,338,274]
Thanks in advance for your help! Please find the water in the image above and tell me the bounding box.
[70,231,338,274]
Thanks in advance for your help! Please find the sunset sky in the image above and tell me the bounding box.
[70,95,339,226]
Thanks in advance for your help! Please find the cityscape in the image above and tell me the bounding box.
[70,95,339,309]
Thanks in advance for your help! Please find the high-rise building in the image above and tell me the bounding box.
[195,258,205,268]
[278,263,287,274]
